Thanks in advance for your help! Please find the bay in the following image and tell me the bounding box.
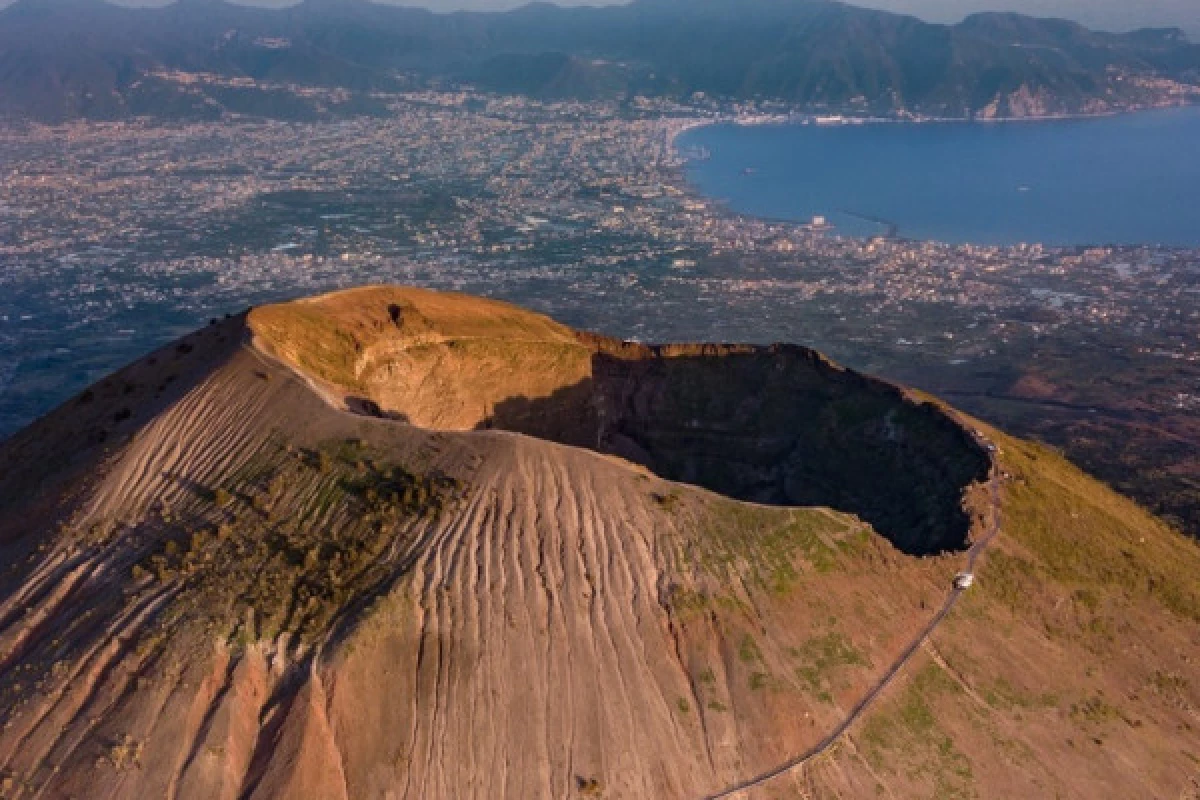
[678,107,1200,246]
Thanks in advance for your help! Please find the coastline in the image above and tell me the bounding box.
[667,102,1200,248]
[666,97,1200,153]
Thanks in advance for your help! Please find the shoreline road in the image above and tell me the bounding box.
[702,432,1004,800]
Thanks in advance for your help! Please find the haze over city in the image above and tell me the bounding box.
[8,0,1192,35]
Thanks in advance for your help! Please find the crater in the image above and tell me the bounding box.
[250,287,992,556]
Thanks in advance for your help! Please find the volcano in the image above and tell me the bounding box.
[0,286,1195,799]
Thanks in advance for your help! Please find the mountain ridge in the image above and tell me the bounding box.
[1,0,1198,120]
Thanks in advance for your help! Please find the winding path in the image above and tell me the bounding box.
[702,434,1004,799]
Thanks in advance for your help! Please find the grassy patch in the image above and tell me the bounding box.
[1070,693,1125,726]
[738,633,762,664]
[251,303,368,391]
[695,500,860,594]
[980,676,1058,712]
[791,631,870,704]
[98,734,143,772]
[859,662,974,798]
[1148,669,1190,695]
[664,585,712,615]
[976,549,1038,611]
[131,437,463,646]
[996,435,1200,623]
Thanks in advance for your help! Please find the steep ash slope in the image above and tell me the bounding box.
[0,286,1195,800]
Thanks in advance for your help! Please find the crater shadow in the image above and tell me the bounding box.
[476,343,991,556]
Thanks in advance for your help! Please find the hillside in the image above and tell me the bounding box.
[0,286,1196,798]
[1,0,1198,120]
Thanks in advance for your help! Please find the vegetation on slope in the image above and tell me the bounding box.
[831,421,1200,800]
[125,435,465,648]
[993,432,1200,623]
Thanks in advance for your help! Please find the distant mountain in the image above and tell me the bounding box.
[1,0,1199,120]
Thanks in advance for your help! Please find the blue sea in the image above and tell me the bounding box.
[678,107,1200,246]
